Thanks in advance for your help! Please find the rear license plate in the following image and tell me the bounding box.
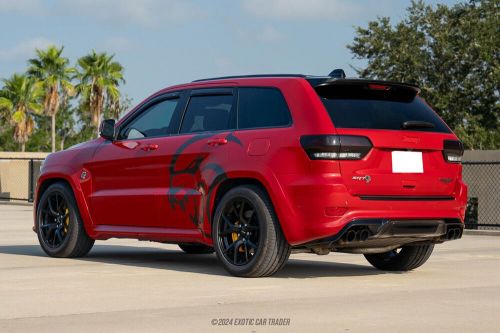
[391,151,423,173]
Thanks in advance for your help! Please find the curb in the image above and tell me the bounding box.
[0,201,33,207]
[464,229,500,237]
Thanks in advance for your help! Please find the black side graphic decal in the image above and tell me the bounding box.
[168,132,242,237]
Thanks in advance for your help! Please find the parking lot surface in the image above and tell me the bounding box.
[1,204,499,332]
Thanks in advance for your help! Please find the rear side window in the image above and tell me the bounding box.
[320,87,450,133]
[237,88,291,129]
[180,95,234,133]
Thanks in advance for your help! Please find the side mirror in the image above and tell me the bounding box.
[99,119,116,141]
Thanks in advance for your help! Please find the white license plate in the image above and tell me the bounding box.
[391,151,423,173]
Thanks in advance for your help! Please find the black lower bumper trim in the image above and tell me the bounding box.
[301,218,463,251]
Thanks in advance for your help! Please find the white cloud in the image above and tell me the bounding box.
[98,36,135,54]
[242,0,364,21]
[0,0,206,27]
[236,25,285,44]
[0,37,56,61]
[60,0,207,28]
[259,26,284,42]
[0,0,44,15]
[214,57,234,73]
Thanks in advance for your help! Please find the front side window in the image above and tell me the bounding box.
[180,95,234,133]
[120,98,178,140]
[237,88,291,129]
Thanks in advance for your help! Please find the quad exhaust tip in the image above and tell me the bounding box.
[344,228,371,243]
[446,228,462,240]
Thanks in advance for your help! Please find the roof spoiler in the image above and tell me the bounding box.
[329,69,346,79]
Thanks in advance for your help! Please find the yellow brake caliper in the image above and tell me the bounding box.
[231,221,245,252]
[231,221,239,242]
[64,208,69,233]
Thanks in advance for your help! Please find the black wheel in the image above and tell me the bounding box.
[36,182,94,258]
[212,185,291,277]
[178,243,214,254]
[364,244,434,271]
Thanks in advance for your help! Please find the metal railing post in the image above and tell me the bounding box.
[28,159,34,203]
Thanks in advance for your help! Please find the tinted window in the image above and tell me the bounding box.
[180,95,234,133]
[120,98,178,139]
[238,88,291,129]
[321,97,450,133]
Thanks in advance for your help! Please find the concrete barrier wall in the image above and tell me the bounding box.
[463,150,500,162]
[0,152,49,202]
[0,149,499,212]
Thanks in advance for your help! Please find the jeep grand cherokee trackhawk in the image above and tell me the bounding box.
[34,69,467,277]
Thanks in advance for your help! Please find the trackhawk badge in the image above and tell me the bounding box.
[352,175,371,183]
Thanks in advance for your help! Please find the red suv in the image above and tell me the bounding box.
[34,70,467,277]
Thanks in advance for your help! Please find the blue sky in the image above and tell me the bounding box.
[0,0,461,105]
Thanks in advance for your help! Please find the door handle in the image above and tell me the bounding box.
[207,138,228,147]
[141,144,159,151]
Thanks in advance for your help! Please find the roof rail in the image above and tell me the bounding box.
[192,69,347,83]
[192,74,306,82]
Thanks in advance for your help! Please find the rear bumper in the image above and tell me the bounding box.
[299,218,463,253]
[274,173,468,245]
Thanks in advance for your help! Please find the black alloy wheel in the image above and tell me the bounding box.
[39,191,70,248]
[218,197,260,266]
[212,185,291,277]
[36,182,94,258]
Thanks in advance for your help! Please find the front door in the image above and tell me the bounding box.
[87,94,183,227]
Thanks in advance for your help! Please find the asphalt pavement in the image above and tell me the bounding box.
[1,203,499,333]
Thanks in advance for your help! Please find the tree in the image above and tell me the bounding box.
[348,0,499,149]
[76,51,125,136]
[56,103,77,150]
[0,74,44,151]
[103,95,132,121]
[27,45,75,152]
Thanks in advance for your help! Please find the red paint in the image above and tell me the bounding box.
[35,77,467,246]
[247,138,271,156]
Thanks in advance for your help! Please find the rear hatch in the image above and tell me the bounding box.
[305,79,463,198]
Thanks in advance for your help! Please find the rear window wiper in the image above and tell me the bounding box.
[401,120,435,129]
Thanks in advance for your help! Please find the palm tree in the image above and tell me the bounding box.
[27,45,75,152]
[76,51,124,136]
[0,74,44,152]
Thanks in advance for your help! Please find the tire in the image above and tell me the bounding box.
[36,182,94,258]
[212,185,291,277]
[178,243,214,254]
[364,244,434,271]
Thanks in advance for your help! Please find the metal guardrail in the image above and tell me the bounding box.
[0,158,498,229]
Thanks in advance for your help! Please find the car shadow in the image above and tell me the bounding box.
[0,244,395,278]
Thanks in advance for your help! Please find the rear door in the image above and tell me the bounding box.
[160,88,237,231]
[315,80,462,198]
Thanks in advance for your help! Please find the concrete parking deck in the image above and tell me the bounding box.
[1,204,499,332]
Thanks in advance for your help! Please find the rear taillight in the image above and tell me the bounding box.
[300,135,372,160]
[443,140,464,163]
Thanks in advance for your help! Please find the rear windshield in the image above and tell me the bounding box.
[320,95,451,133]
